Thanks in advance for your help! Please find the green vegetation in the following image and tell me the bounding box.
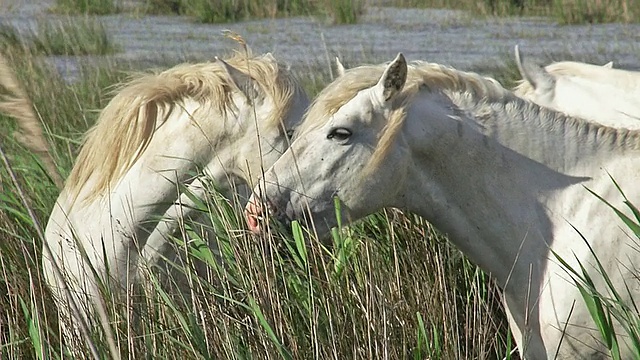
[45,0,640,24]
[0,6,638,357]
[324,0,365,24]
[0,44,518,358]
[53,0,122,15]
[0,18,119,56]
[142,0,364,24]
[394,0,639,23]
[552,0,637,24]
[142,0,314,23]
[553,179,640,359]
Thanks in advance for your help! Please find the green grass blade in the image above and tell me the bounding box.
[415,312,427,360]
[291,220,308,267]
[18,298,44,360]
[584,186,640,238]
[247,296,292,360]
[607,173,640,225]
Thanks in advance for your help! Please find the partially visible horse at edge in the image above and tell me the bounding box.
[246,53,640,359]
[513,45,640,129]
[0,51,310,346]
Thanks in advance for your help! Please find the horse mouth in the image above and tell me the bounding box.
[245,197,294,235]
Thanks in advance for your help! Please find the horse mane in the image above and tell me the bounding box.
[542,61,608,77]
[418,62,640,154]
[299,61,514,168]
[512,61,592,97]
[512,60,638,98]
[511,61,593,97]
[512,79,535,98]
[67,50,300,203]
[301,60,640,169]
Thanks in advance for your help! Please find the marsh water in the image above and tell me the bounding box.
[1,0,640,80]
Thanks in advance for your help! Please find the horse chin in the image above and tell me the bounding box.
[265,203,336,245]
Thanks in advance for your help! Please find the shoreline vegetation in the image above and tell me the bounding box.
[49,0,639,25]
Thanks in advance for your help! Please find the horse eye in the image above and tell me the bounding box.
[286,129,295,140]
[327,127,352,141]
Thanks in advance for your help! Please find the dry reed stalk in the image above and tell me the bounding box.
[0,52,64,189]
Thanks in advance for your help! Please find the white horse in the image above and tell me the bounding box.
[245,53,640,359]
[513,45,640,130]
[16,52,309,335]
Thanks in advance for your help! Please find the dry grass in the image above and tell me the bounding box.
[553,0,637,24]
[386,0,639,23]
[0,17,119,56]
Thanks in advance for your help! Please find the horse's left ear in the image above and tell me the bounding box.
[263,52,277,63]
[374,53,407,104]
[215,56,263,101]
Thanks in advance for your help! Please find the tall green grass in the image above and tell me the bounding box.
[143,0,364,24]
[143,0,313,23]
[388,0,639,23]
[4,32,636,359]
[0,18,119,56]
[0,46,515,358]
[553,0,637,24]
[0,47,133,358]
[39,0,640,25]
[552,179,640,359]
[53,0,122,15]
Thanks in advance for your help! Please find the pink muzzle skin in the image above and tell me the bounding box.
[244,200,263,235]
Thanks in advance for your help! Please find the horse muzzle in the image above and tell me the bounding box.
[244,198,264,234]
[244,195,287,235]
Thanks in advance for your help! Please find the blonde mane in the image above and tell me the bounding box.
[302,60,640,169]
[541,61,606,77]
[67,51,301,203]
[513,61,634,98]
[299,61,513,168]
[512,79,534,98]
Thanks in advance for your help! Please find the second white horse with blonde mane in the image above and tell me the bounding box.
[246,54,640,359]
[513,45,640,129]
[38,52,309,334]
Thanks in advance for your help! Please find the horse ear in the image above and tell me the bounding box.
[514,45,554,92]
[215,56,262,101]
[264,52,277,63]
[374,52,407,103]
[603,61,613,69]
[335,57,346,77]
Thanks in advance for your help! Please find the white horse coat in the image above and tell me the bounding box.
[43,52,309,333]
[247,54,640,359]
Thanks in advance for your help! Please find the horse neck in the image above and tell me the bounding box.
[458,90,640,171]
[72,98,240,212]
[133,97,251,187]
[398,90,638,286]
